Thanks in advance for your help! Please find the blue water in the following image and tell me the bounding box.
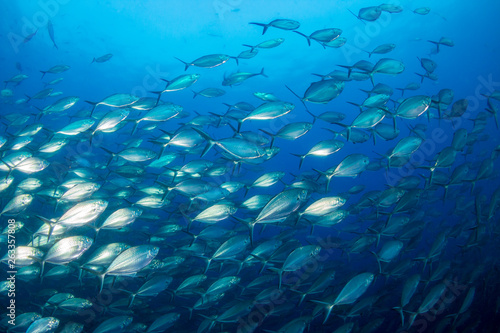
[1,1,500,332]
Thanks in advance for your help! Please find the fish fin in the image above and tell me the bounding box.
[242,44,255,52]
[249,22,269,35]
[260,68,268,78]
[259,129,275,148]
[311,73,326,80]
[81,266,107,293]
[267,267,283,289]
[174,57,190,71]
[290,153,306,170]
[347,9,365,24]
[293,31,311,46]
[229,56,239,66]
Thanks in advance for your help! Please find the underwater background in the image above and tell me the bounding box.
[1,0,500,332]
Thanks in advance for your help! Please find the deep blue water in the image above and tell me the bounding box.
[1,1,500,332]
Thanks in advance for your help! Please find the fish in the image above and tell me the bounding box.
[294,28,342,46]
[192,87,226,99]
[414,7,431,15]
[311,272,374,323]
[37,236,94,279]
[47,20,57,49]
[86,245,159,293]
[222,68,267,86]
[287,79,345,107]
[85,93,139,115]
[249,19,300,34]
[37,199,108,240]
[91,53,113,63]
[407,283,447,327]
[348,6,383,22]
[0,194,33,216]
[260,121,312,147]
[268,245,321,289]
[40,65,70,79]
[291,139,344,169]
[238,101,295,131]
[174,54,232,71]
[242,38,285,52]
[40,96,80,115]
[378,4,403,13]
[365,43,396,57]
[315,154,370,191]
[428,37,454,53]
[25,88,53,101]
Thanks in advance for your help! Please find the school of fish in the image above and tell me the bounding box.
[1,3,500,333]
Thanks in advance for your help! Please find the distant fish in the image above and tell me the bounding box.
[174,54,233,71]
[47,20,57,49]
[192,88,226,99]
[4,74,28,87]
[23,29,38,43]
[427,37,454,53]
[222,68,267,87]
[25,88,53,101]
[348,6,382,22]
[378,4,403,13]
[249,19,300,34]
[364,43,396,58]
[85,93,139,115]
[242,38,285,52]
[40,65,70,79]
[294,28,342,47]
[91,53,113,63]
[413,7,431,15]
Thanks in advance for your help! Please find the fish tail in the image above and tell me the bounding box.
[406,312,418,329]
[392,307,405,327]
[293,31,311,46]
[82,266,106,293]
[371,251,382,274]
[290,153,305,170]
[259,129,275,148]
[260,67,268,78]
[305,109,317,124]
[91,58,95,64]
[190,127,215,157]
[100,146,116,166]
[191,90,198,99]
[414,72,424,83]
[229,56,239,66]
[242,44,255,52]
[268,267,283,289]
[174,57,190,71]
[249,22,269,35]
[347,8,364,24]
[311,73,325,80]
[346,101,362,112]
[85,100,98,116]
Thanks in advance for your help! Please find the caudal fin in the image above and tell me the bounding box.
[260,68,268,78]
[174,57,190,71]
[249,22,269,35]
[293,31,311,46]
